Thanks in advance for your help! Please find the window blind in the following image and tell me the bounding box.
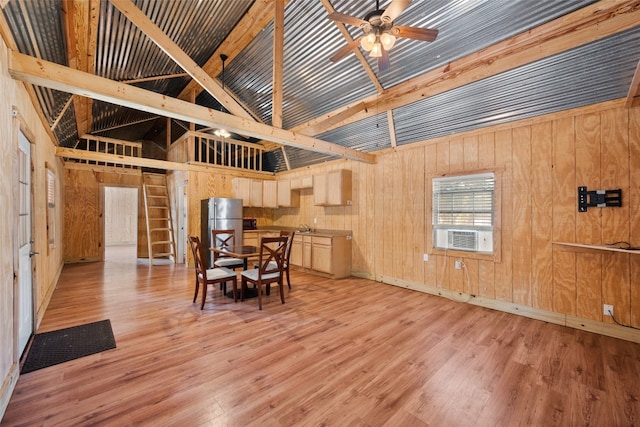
[433,173,495,228]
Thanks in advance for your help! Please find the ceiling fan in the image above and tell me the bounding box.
[328,0,438,72]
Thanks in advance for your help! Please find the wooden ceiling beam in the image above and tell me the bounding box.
[110,0,255,121]
[9,51,375,163]
[626,59,640,108]
[294,0,640,136]
[177,0,277,102]
[62,0,98,137]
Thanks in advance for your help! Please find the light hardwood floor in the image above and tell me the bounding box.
[3,254,640,426]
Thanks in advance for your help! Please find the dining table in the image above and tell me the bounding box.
[209,245,259,270]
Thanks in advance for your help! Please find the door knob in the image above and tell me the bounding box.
[29,251,39,257]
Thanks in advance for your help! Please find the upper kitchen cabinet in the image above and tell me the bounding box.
[291,175,313,190]
[262,180,278,208]
[232,177,251,207]
[314,169,352,206]
[277,179,300,208]
[232,177,266,207]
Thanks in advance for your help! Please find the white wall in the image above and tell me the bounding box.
[104,187,138,246]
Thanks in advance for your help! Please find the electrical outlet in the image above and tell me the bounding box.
[604,304,614,316]
[455,260,462,270]
[313,217,317,224]
[423,253,429,262]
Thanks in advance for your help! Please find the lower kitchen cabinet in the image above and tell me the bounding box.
[290,233,351,278]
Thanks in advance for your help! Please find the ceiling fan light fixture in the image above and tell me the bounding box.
[360,33,376,51]
[380,32,396,50]
[370,42,383,57]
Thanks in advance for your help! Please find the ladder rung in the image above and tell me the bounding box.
[144,184,165,188]
[148,206,168,209]
[150,227,170,232]
[151,240,173,245]
[151,252,173,257]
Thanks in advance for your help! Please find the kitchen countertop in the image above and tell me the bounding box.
[245,227,351,237]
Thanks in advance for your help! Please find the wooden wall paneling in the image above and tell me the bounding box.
[464,258,479,296]
[477,133,495,169]
[63,169,96,262]
[477,133,496,299]
[478,257,495,299]
[463,135,479,170]
[450,136,471,293]
[63,169,142,262]
[601,108,630,325]
[530,121,554,311]
[382,152,399,278]
[424,143,438,287]
[629,107,640,328]
[552,116,577,315]
[402,148,424,284]
[511,126,532,306]
[364,162,376,275]
[350,162,363,272]
[574,113,603,320]
[373,155,387,280]
[449,137,464,173]
[350,162,374,276]
[493,129,513,302]
[434,140,450,289]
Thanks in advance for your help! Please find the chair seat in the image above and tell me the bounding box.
[199,267,236,280]
[214,257,244,268]
[241,269,280,282]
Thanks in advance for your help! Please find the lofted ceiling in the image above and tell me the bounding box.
[1,0,640,172]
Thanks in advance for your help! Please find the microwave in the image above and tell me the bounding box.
[243,218,257,230]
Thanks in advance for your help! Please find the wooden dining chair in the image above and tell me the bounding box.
[241,236,288,310]
[188,235,238,309]
[255,231,295,289]
[211,229,244,270]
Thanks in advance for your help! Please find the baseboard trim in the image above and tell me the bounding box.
[351,272,640,344]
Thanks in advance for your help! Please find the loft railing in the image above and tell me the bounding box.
[168,131,265,172]
[72,135,142,170]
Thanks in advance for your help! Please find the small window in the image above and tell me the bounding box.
[46,167,56,249]
[432,172,495,253]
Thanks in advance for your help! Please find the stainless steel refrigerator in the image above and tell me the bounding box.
[201,197,243,268]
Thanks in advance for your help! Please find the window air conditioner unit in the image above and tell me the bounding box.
[434,229,492,252]
[447,230,477,251]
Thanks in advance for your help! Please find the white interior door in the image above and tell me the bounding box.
[17,130,33,355]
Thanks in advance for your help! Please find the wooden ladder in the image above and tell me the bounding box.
[142,172,176,265]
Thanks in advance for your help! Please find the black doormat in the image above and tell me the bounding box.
[225,287,258,299]
[21,319,116,374]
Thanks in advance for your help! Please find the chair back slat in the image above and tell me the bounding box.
[258,236,288,277]
[212,229,236,260]
[188,235,206,278]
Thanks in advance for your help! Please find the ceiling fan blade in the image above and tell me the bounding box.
[330,36,363,63]
[381,0,412,23]
[327,12,367,28]
[391,25,439,42]
[378,49,390,73]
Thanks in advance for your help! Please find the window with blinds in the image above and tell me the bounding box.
[432,172,495,253]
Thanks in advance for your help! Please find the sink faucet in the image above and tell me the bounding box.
[299,223,311,232]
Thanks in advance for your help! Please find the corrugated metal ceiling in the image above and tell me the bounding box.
[392,26,640,146]
[2,0,637,172]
